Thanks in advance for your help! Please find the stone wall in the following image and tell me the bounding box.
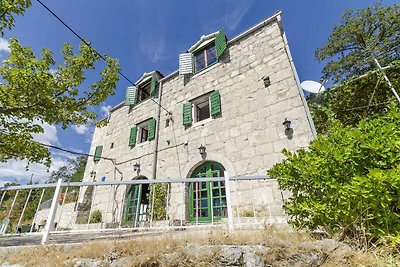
[79,16,313,225]
[34,202,77,230]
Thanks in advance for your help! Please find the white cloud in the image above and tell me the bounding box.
[100,105,112,118]
[139,33,166,63]
[72,124,88,135]
[223,1,254,31]
[0,156,70,185]
[31,121,59,145]
[0,38,11,54]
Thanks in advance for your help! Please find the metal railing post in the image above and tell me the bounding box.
[7,190,19,219]
[30,189,45,233]
[150,184,155,227]
[165,183,170,222]
[56,187,69,231]
[41,179,62,245]
[0,191,6,208]
[224,172,234,231]
[86,186,97,229]
[16,189,32,233]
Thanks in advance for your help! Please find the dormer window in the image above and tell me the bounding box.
[138,79,151,102]
[179,29,227,75]
[194,43,217,73]
[125,71,162,106]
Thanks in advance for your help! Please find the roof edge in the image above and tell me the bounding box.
[104,11,283,117]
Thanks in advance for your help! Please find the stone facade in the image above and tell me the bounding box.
[78,13,315,226]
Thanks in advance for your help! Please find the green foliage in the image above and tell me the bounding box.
[309,61,400,129]
[89,210,102,223]
[311,2,400,130]
[147,184,168,221]
[268,106,400,243]
[0,39,120,167]
[316,2,400,83]
[0,0,31,36]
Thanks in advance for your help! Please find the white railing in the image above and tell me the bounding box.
[0,174,287,244]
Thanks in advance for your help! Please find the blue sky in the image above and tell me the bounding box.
[0,0,397,184]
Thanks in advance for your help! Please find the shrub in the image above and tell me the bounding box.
[89,210,102,223]
[146,183,168,221]
[268,106,400,244]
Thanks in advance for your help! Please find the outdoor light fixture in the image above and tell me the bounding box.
[90,171,96,178]
[198,144,206,156]
[133,162,141,172]
[283,118,292,131]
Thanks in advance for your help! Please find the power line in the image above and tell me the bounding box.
[35,0,135,86]
[35,0,171,114]
[341,101,394,112]
[39,142,114,161]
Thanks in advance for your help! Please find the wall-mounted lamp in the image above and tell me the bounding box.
[283,118,292,132]
[198,144,206,156]
[133,162,141,172]
[90,171,96,180]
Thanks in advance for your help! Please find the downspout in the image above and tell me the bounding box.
[152,79,163,179]
[277,15,317,139]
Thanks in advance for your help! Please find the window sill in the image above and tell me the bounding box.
[191,117,213,128]
[136,140,150,147]
[191,62,221,80]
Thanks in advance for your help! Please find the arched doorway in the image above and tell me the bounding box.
[123,176,149,226]
[189,161,227,223]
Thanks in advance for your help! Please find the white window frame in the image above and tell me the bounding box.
[191,93,212,126]
[137,121,149,144]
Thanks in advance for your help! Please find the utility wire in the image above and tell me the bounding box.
[35,0,171,114]
[35,0,135,86]
[39,143,112,160]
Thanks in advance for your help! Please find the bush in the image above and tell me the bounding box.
[89,210,102,223]
[268,106,400,244]
[146,183,168,221]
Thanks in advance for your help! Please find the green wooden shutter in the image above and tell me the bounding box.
[150,73,157,97]
[210,91,221,116]
[129,126,138,147]
[215,29,227,60]
[125,86,138,106]
[94,145,103,162]
[148,118,156,141]
[183,103,192,126]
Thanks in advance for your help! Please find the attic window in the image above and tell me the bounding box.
[179,29,227,75]
[138,80,151,102]
[194,44,217,73]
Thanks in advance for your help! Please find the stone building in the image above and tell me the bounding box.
[78,12,316,227]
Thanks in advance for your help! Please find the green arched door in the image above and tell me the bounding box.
[189,161,227,223]
[124,178,149,226]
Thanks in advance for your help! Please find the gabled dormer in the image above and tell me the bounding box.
[179,29,228,75]
[125,71,163,106]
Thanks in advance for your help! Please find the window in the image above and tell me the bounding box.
[138,122,149,144]
[124,72,158,106]
[137,80,151,102]
[194,44,217,73]
[182,91,221,126]
[193,95,210,122]
[129,118,156,147]
[179,29,227,75]
[110,142,114,149]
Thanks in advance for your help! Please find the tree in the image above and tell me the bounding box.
[268,105,400,244]
[0,1,120,167]
[316,2,399,83]
[0,0,31,36]
[0,39,120,167]
[47,155,87,183]
[311,2,400,129]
